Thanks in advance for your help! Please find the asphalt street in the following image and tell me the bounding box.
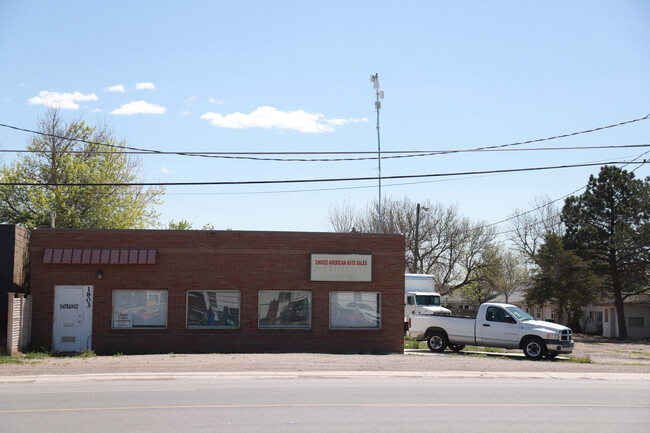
[2,377,649,433]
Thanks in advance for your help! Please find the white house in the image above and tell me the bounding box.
[582,294,650,339]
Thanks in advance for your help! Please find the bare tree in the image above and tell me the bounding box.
[328,197,498,294]
[507,195,563,263]
[328,199,359,232]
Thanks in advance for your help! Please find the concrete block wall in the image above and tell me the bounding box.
[29,229,405,354]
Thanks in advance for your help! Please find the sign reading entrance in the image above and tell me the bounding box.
[310,254,372,282]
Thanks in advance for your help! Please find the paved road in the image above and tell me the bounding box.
[2,377,649,433]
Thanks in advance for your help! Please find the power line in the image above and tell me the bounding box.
[2,160,645,187]
[484,150,650,237]
[1,143,649,162]
[1,113,648,162]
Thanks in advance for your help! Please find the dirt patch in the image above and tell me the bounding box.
[571,334,650,365]
[2,334,649,377]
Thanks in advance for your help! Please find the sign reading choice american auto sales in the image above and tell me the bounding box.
[310,254,372,282]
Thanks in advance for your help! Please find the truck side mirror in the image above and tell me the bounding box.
[504,315,516,324]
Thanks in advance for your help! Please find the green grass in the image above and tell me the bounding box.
[568,355,592,364]
[23,351,51,360]
[0,355,23,365]
[77,350,96,359]
[0,349,100,364]
[404,336,427,350]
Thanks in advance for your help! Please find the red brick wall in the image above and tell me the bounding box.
[30,229,405,354]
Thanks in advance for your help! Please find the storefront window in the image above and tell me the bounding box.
[330,292,381,329]
[112,290,167,329]
[258,290,311,329]
[187,290,240,328]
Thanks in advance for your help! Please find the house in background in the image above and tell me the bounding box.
[582,294,650,339]
[442,290,558,322]
[442,289,650,338]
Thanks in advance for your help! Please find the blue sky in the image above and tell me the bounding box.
[1,1,649,234]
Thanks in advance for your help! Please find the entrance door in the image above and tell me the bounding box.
[53,286,93,352]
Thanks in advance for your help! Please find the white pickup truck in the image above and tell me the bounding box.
[407,302,574,360]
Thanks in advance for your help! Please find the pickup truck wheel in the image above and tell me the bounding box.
[448,344,465,352]
[427,332,448,353]
[523,337,547,361]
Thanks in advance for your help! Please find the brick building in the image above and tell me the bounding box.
[29,228,405,354]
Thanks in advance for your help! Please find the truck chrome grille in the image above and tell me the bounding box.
[560,329,572,341]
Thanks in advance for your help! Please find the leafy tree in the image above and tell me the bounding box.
[527,234,601,330]
[167,220,215,230]
[562,166,650,337]
[168,219,194,230]
[0,109,164,229]
[329,197,497,293]
[480,246,529,304]
[457,280,496,307]
[460,245,529,306]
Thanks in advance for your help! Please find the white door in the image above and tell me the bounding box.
[53,286,93,352]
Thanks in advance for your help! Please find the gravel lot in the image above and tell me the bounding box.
[1,335,649,377]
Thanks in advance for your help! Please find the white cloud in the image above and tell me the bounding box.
[136,82,156,90]
[184,95,198,107]
[200,106,357,133]
[209,97,223,104]
[105,84,125,93]
[28,91,98,110]
[91,108,102,113]
[179,110,191,116]
[111,100,166,115]
[159,166,170,174]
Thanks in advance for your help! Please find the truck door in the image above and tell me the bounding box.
[478,306,519,349]
[405,294,417,317]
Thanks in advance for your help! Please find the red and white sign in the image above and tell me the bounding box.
[112,313,133,328]
[310,254,372,282]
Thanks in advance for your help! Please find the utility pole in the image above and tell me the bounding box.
[370,73,384,233]
[414,203,428,273]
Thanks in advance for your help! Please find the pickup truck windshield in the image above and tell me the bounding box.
[415,295,440,306]
[506,306,534,322]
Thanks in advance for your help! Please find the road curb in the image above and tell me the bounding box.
[2,370,650,384]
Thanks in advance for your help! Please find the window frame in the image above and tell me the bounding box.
[112,289,168,329]
[329,291,382,330]
[628,316,646,328]
[186,290,241,329]
[258,290,312,329]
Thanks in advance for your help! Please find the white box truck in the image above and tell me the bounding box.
[404,273,450,332]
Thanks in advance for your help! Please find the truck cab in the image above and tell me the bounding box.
[404,291,450,331]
